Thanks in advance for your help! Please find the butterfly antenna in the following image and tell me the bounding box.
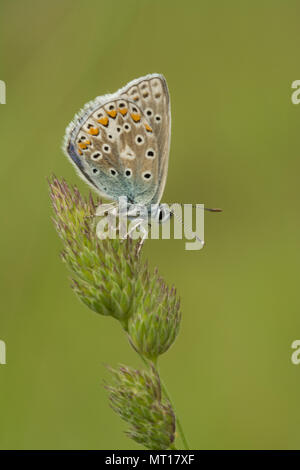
[204,207,223,212]
[170,208,205,247]
[192,205,223,212]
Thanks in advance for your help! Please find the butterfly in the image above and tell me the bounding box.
[63,74,172,229]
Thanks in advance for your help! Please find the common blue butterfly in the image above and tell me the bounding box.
[63,74,171,225]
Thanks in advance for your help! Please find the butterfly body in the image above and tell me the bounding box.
[63,74,171,218]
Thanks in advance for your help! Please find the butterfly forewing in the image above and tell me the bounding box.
[119,75,171,204]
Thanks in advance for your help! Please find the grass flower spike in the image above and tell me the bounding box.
[106,365,176,450]
[50,177,144,329]
[128,271,181,361]
[49,176,188,450]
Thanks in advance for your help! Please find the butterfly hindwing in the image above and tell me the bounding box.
[63,74,170,205]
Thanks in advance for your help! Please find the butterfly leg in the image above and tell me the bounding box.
[126,218,149,254]
[120,217,140,243]
[137,225,148,254]
[121,217,148,255]
[124,217,145,239]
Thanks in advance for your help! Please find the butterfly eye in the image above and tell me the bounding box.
[145,108,153,117]
[157,205,171,223]
[142,172,152,180]
[135,135,144,145]
[124,123,131,132]
[119,102,125,108]
[155,115,161,122]
[108,134,114,140]
[102,144,111,153]
[116,126,122,133]
[124,169,132,178]
[110,168,118,176]
[91,152,102,161]
[146,149,155,159]
[92,168,99,175]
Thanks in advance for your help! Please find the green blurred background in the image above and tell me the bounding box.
[1,0,300,450]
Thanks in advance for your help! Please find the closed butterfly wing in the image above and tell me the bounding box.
[63,73,171,206]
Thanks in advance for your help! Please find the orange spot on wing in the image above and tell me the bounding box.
[78,143,87,150]
[119,108,128,116]
[78,147,83,155]
[78,140,91,150]
[144,123,153,132]
[88,127,99,136]
[131,113,141,122]
[107,110,117,118]
[97,116,109,126]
